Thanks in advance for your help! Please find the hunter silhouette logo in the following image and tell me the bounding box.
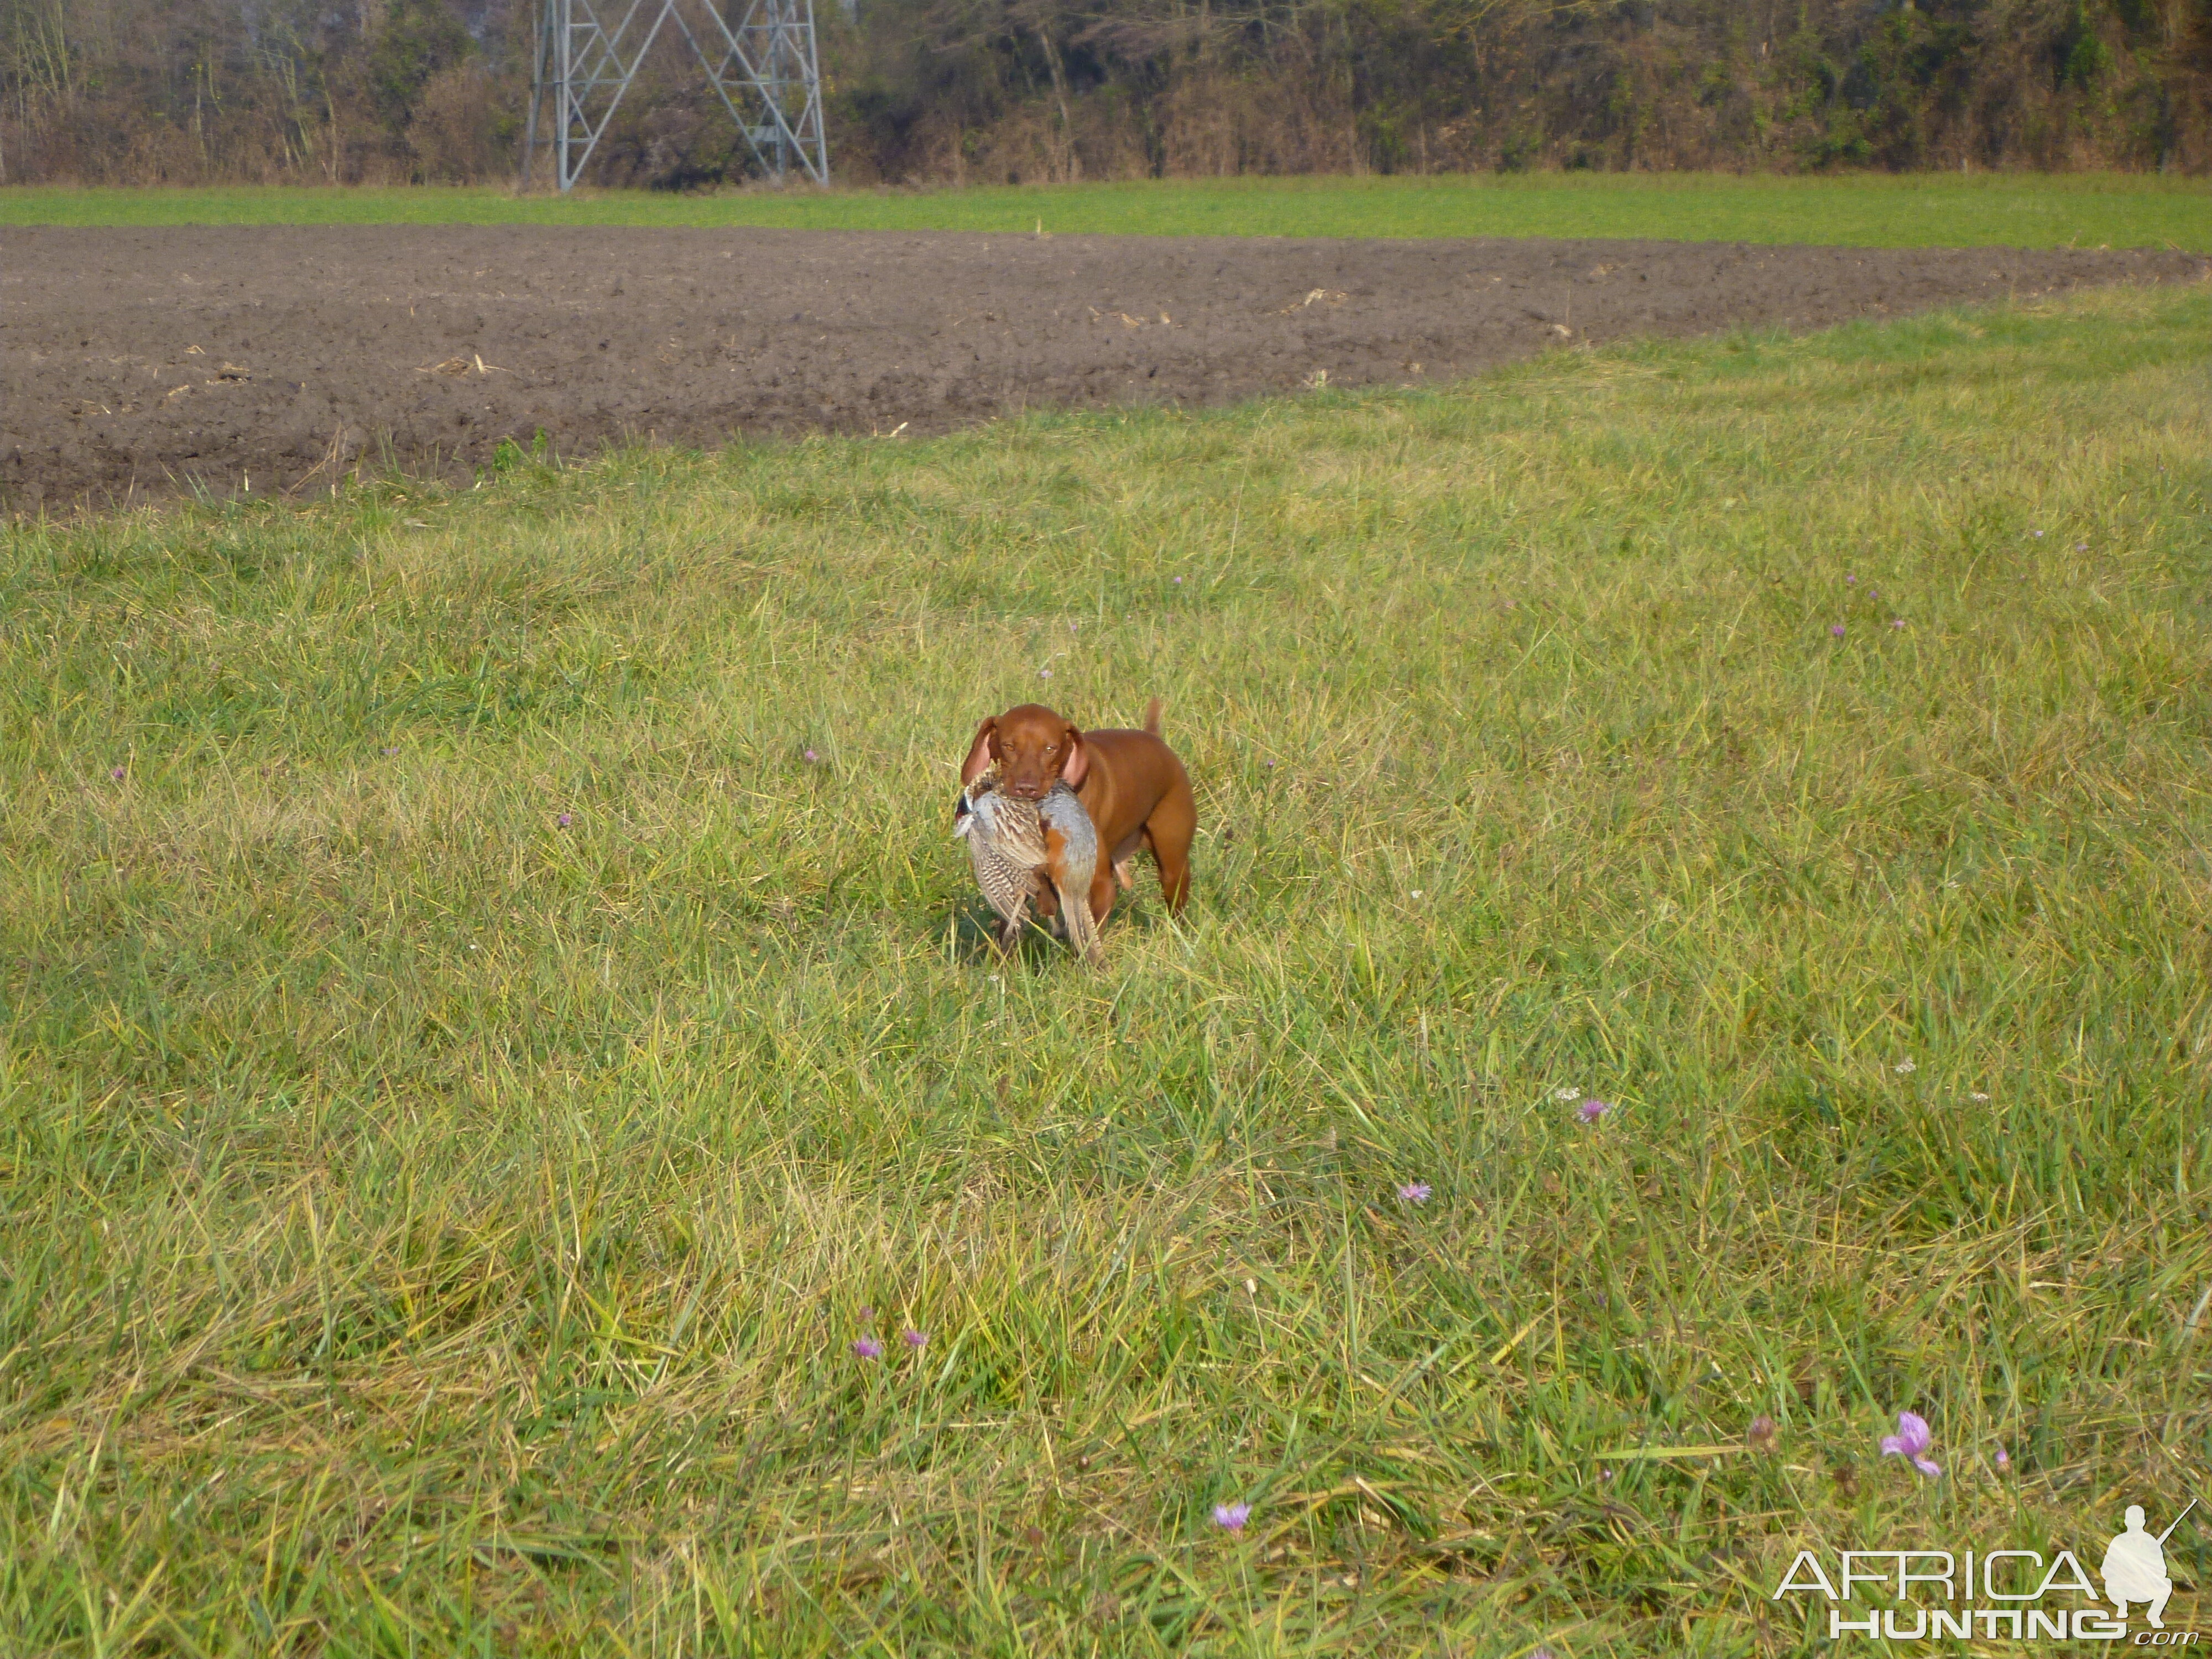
[2105,1501,2194,1630]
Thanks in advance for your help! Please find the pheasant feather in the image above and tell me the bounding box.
[953,776,1102,961]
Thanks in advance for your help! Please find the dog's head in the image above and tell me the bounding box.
[961,703,1087,801]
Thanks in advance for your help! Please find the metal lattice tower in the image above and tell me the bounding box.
[524,0,828,190]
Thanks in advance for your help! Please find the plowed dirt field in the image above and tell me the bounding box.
[3,225,2200,507]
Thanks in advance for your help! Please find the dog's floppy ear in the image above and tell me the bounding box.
[960,716,1000,785]
[1058,723,1089,789]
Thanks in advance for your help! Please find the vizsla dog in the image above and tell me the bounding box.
[960,698,1194,934]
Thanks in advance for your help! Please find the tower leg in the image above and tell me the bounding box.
[524,0,827,190]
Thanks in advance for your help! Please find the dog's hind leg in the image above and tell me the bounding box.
[1142,793,1196,917]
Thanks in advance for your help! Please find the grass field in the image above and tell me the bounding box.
[3,280,2210,1655]
[2,171,2208,249]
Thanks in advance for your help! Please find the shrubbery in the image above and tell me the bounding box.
[0,0,2205,185]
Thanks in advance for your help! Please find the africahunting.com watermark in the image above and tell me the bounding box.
[1772,1501,2199,1644]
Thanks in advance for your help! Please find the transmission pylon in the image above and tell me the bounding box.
[524,0,828,190]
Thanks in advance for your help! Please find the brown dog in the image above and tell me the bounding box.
[960,698,1194,931]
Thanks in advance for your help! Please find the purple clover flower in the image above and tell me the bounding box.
[803,748,819,763]
[1577,1099,1609,1124]
[1845,575,1855,585]
[557,812,572,827]
[1830,623,1846,639]
[852,1337,883,1360]
[1397,1181,1432,1204]
[1211,1502,1250,1532]
[1891,618,1906,629]
[110,767,125,780]
[1879,1410,1941,1477]
[903,1328,927,1348]
[1992,1444,2011,1472]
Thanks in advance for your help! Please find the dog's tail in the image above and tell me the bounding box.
[1142,696,1163,737]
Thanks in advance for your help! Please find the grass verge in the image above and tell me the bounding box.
[1,283,2209,1655]
[0,171,2207,248]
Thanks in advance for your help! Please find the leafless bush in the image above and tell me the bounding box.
[408,62,500,181]
[0,0,2204,185]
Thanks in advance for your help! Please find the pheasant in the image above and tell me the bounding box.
[952,775,1102,962]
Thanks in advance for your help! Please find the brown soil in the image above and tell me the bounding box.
[2,226,2202,509]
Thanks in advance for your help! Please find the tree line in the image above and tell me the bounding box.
[2,0,2205,187]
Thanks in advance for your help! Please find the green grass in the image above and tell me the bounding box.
[3,284,2210,1656]
[3,171,2209,248]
